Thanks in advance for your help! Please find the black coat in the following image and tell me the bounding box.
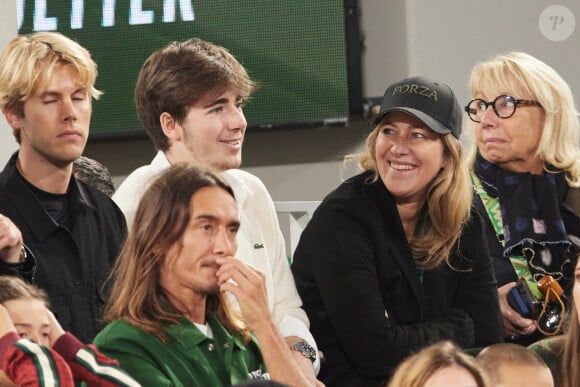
[473,182,580,346]
[292,172,503,387]
[0,153,127,343]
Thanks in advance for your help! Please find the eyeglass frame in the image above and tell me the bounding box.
[464,94,541,123]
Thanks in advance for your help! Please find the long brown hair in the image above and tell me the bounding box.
[562,301,580,387]
[104,164,250,342]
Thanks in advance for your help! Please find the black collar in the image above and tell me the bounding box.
[0,152,96,241]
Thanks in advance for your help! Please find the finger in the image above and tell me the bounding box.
[217,264,246,287]
[504,313,535,335]
[216,257,253,276]
[218,265,267,302]
[502,317,516,336]
[498,286,535,329]
[219,279,241,298]
[521,323,537,335]
[502,303,535,330]
[0,218,22,250]
[0,229,19,249]
[218,268,259,294]
[504,316,535,336]
[217,258,264,286]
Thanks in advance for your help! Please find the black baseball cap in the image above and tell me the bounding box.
[370,76,462,138]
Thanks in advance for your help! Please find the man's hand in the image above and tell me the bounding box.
[217,258,324,386]
[498,282,536,338]
[216,256,270,330]
[0,215,23,264]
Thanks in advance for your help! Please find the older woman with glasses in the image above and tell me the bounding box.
[465,51,580,346]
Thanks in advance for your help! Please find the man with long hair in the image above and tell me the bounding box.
[95,164,318,386]
[112,38,319,381]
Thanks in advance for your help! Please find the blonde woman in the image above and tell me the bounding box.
[466,52,580,345]
[292,76,502,386]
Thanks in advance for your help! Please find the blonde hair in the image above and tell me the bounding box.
[467,51,580,186]
[0,275,48,306]
[0,32,101,143]
[354,121,472,269]
[104,164,250,343]
[387,341,490,387]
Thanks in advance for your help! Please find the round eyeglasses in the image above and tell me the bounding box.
[464,95,541,123]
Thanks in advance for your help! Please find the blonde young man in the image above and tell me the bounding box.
[0,32,126,343]
[112,38,320,382]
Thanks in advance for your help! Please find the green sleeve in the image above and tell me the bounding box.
[93,322,179,387]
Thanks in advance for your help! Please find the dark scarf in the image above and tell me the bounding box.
[474,153,578,282]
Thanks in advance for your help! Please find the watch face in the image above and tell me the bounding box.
[291,341,316,362]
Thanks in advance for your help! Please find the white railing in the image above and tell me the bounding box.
[274,201,320,261]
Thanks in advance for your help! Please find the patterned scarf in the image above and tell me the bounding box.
[474,153,577,282]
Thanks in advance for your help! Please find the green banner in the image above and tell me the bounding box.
[17,0,349,138]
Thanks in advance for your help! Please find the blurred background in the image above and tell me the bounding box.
[1,0,579,202]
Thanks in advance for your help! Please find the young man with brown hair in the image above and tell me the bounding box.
[113,38,320,383]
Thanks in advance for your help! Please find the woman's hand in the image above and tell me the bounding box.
[498,282,536,338]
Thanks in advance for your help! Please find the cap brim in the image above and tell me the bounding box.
[370,107,453,136]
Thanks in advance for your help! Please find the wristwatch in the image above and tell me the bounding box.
[289,341,317,363]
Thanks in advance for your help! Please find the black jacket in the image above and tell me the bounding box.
[473,182,580,346]
[292,172,503,387]
[0,153,127,343]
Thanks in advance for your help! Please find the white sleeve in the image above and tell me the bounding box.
[244,175,321,373]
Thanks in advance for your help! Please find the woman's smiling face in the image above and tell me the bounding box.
[375,111,446,205]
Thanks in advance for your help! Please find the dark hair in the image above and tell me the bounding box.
[135,38,257,151]
[73,156,115,197]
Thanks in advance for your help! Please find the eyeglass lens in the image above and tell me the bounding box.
[467,95,516,122]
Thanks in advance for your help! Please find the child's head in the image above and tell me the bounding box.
[0,276,50,346]
[477,343,553,387]
[388,341,490,387]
